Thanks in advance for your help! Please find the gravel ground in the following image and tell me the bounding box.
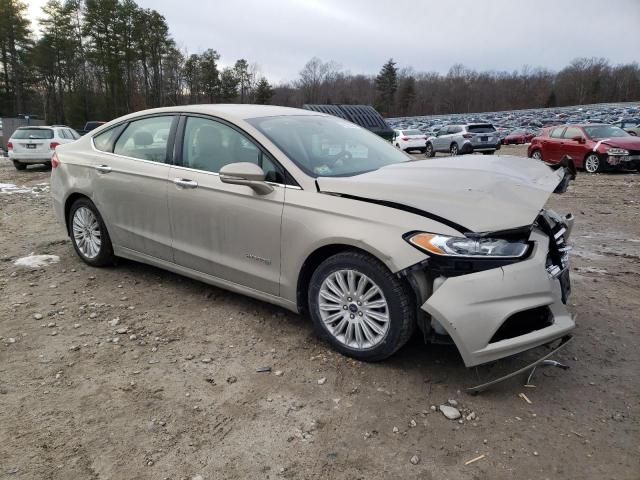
[1,145,639,479]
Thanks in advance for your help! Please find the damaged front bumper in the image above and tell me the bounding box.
[415,211,576,367]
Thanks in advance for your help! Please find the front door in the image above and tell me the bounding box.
[167,115,286,295]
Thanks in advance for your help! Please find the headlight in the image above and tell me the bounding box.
[406,232,528,258]
[607,148,629,156]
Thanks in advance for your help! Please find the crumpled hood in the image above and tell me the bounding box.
[317,155,566,233]
[594,136,640,150]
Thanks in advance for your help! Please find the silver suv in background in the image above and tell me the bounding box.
[426,123,501,157]
[8,125,80,170]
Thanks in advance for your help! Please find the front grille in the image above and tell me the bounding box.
[489,306,553,343]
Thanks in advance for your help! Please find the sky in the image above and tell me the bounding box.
[24,0,640,83]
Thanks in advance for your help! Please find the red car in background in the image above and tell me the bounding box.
[527,124,640,173]
[503,129,536,145]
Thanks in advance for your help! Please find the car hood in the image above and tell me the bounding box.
[316,155,567,233]
[593,136,640,150]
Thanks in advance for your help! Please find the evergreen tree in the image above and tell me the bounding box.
[375,58,398,115]
[199,49,220,102]
[219,67,239,102]
[254,77,273,105]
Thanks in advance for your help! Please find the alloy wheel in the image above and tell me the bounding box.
[532,150,542,161]
[585,154,600,173]
[317,269,390,350]
[450,144,458,156]
[72,206,102,259]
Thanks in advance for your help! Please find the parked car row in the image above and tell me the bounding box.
[388,102,640,147]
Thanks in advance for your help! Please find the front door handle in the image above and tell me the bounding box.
[173,178,198,189]
[96,165,112,174]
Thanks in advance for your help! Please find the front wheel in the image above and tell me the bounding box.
[308,251,415,362]
[13,161,26,171]
[450,143,459,156]
[68,198,115,267]
[584,153,603,174]
[425,143,435,157]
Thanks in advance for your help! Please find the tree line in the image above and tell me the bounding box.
[1,0,639,127]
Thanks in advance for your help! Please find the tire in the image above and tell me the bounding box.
[425,143,435,157]
[531,149,543,161]
[584,153,603,174]
[68,198,115,267]
[44,161,52,169]
[308,251,415,362]
[13,161,26,171]
[450,143,459,156]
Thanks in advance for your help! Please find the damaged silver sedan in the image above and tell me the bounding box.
[51,105,576,367]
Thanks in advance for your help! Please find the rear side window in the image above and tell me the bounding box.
[114,116,174,162]
[467,124,496,133]
[550,127,565,138]
[67,128,80,140]
[12,128,53,140]
[58,129,70,139]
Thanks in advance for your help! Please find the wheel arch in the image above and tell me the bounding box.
[295,243,399,315]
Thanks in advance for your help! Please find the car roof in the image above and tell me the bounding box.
[116,104,323,122]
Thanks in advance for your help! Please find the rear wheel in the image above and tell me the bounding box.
[584,153,603,174]
[425,143,435,157]
[308,251,415,362]
[450,143,459,156]
[68,198,114,267]
[531,149,543,161]
[13,161,26,171]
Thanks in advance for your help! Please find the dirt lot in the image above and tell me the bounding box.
[1,145,639,480]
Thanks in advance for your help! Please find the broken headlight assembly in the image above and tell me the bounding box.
[606,147,629,156]
[406,232,529,258]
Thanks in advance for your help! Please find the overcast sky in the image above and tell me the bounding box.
[25,0,640,83]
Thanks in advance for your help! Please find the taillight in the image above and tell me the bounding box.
[401,137,409,141]
[51,152,60,168]
[463,133,473,139]
[50,142,60,150]
[7,141,13,150]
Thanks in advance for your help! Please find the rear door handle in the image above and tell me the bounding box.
[96,165,112,174]
[173,178,198,189]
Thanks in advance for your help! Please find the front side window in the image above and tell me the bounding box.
[182,117,288,184]
[114,116,174,162]
[248,115,409,178]
[563,127,583,139]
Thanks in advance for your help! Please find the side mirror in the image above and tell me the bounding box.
[571,135,585,144]
[219,162,274,195]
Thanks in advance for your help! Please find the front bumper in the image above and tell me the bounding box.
[606,153,640,169]
[421,227,575,367]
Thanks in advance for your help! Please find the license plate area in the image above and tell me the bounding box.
[26,144,36,149]
[480,136,488,142]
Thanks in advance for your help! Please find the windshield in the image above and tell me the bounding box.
[248,115,409,177]
[583,125,630,139]
[12,128,53,140]
[402,130,423,136]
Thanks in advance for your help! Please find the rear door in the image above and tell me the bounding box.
[167,115,286,295]
[90,114,177,261]
[545,127,566,163]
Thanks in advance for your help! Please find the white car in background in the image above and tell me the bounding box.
[392,129,427,153]
[8,125,80,170]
